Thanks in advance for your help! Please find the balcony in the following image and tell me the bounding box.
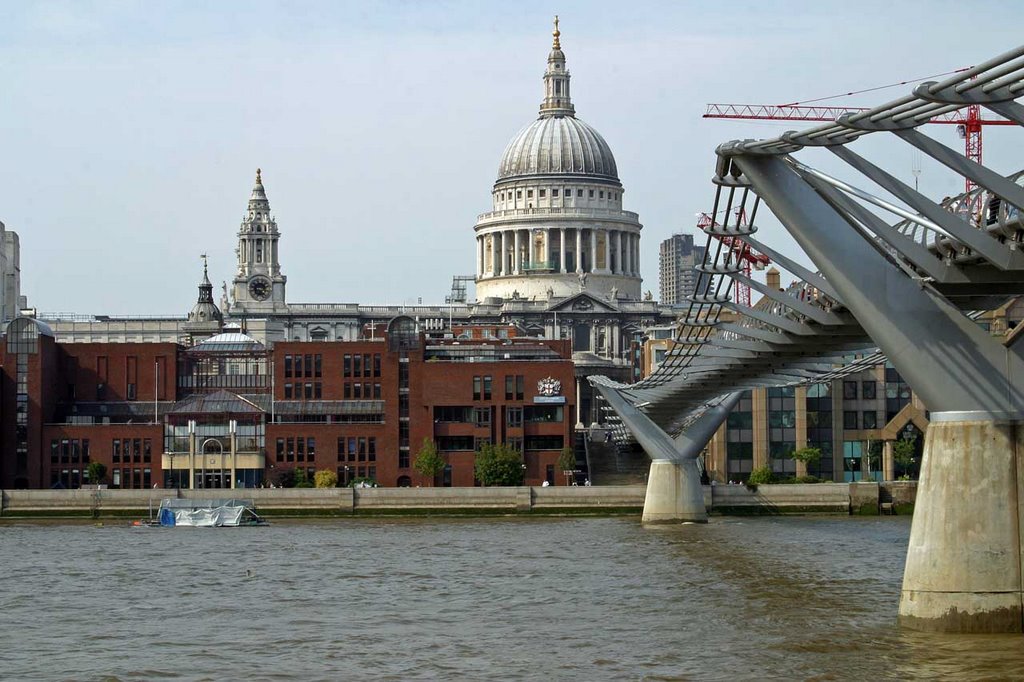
[476,207,641,226]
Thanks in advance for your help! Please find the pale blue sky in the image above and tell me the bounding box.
[1,0,1022,314]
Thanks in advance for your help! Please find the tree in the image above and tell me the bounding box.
[557,446,576,473]
[474,443,526,486]
[413,438,446,485]
[789,447,822,464]
[293,468,313,488]
[86,461,107,486]
[314,469,338,488]
[893,438,916,467]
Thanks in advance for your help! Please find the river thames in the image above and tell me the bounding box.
[1,515,1021,680]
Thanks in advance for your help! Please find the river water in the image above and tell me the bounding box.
[1,515,1022,681]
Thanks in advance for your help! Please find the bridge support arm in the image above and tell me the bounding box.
[596,387,742,524]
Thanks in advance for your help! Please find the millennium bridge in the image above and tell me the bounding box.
[592,44,1024,633]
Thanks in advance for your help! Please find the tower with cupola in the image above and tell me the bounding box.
[231,169,288,314]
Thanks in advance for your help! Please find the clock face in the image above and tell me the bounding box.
[248,277,271,301]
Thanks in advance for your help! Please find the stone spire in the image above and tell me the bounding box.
[187,254,223,326]
[540,16,574,117]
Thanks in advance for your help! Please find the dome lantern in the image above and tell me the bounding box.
[540,16,574,118]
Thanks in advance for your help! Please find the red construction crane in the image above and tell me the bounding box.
[696,210,770,307]
[704,69,1016,218]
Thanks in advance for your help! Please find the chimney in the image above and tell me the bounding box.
[766,267,781,291]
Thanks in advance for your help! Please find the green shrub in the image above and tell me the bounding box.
[314,469,338,488]
[747,466,773,485]
[795,475,822,484]
[293,468,313,488]
[789,446,822,464]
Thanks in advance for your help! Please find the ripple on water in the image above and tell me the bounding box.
[0,516,1020,680]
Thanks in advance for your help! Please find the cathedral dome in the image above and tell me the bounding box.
[497,116,618,182]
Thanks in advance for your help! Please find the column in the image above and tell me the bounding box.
[229,429,237,490]
[609,230,617,274]
[575,378,583,428]
[544,228,551,269]
[624,232,632,275]
[188,431,196,491]
[633,235,640,275]
[590,229,597,273]
[603,229,611,274]
[477,237,483,277]
[576,228,583,273]
[559,228,567,273]
[883,440,895,482]
[614,231,621,274]
[491,233,500,276]
[514,230,522,274]
[794,386,808,478]
[752,388,769,471]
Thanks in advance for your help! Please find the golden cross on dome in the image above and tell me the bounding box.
[552,15,560,49]
[256,168,262,184]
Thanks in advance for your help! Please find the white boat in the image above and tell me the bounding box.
[154,498,269,527]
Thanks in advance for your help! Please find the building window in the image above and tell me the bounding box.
[284,383,293,399]
[373,354,382,377]
[343,354,352,377]
[113,439,121,463]
[294,354,303,377]
[483,375,492,400]
[539,189,546,198]
[552,189,559,197]
[863,411,878,429]
[307,437,316,461]
[314,355,322,378]
[353,354,363,377]
[368,438,376,462]
[517,190,522,199]
[588,190,594,198]
[127,383,136,400]
[474,407,491,427]
[277,438,285,462]
[843,411,859,430]
[843,381,858,400]
[473,376,482,401]
[577,189,583,197]
[505,376,514,400]
[284,354,293,377]
[862,381,876,400]
[527,190,533,198]
[507,406,523,428]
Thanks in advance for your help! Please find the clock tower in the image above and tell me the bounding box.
[231,168,288,314]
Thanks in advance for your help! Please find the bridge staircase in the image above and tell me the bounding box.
[586,438,649,485]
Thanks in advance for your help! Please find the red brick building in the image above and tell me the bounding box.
[0,316,576,489]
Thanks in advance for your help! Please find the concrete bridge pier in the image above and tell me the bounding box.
[642,458,706,524]
[898,416,1024,633]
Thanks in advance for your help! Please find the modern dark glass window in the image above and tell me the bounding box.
[843,411,859,430]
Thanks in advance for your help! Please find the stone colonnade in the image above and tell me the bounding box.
[477,227,639,278]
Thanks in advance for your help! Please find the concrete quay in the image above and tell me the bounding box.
[0,482,916,519]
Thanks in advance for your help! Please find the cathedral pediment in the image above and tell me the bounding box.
[547,292,620,314]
